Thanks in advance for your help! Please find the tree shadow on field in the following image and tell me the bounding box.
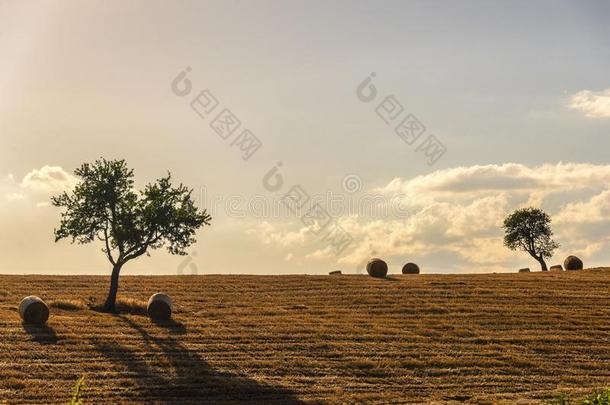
[92,316,304,404]
[152,318,187,335]
[22,323,58,344]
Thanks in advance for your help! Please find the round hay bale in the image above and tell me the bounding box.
[518,268,530,273]
[329,270,342,275]
[366,258,388,278]
[147,293,172,321]
[402,262,420,274]
[564,255,583,271]
[19,296,49,325]
[549,264,563,272]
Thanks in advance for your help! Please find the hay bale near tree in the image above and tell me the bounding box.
[550,265,563,272]
[366,258,388,278]
[518,268,530,273]
[147,293,172,321]
[19,296,49,324]
[564,255,583,271]
[402,263,420,274]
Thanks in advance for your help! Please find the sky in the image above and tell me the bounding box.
[1,0,609,275]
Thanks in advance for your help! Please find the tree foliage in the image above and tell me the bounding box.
[52,158,211,311]
[503,207,558,271]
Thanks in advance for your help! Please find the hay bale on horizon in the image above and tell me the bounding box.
[19,296,49,325]
[564,255,583,271]
[402,262,420,274]
[366,258,388,278]
[550,264,563,272]
[518,268,530,273]
[147,293,172,321]
[329,270,342,275]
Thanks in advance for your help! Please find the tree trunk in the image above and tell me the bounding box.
[103,263,123,312]
[538,257,548,272]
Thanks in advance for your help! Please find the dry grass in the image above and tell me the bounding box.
[115,297,148,316]
[2,270,610,403]
[49,299,87,311]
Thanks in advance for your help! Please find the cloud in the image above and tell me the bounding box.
[336,194,512,267]
[377,163,610,203]
[555,190,610,224]
[569,89,610,118]
[20,165,77,193]
[553,190,610,259]
[5,192,26,201]
[253,162,610,273]
[2,165,76,206]
[246,221,309,247]
[346,163,610,270]
[305,246,334,260]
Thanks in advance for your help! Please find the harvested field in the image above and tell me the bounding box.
[2,269,610,404]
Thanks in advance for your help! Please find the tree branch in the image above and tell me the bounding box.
[109,204,124,257]
[122,228,161,263]
[102,225,116,265]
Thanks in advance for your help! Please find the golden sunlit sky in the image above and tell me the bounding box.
[1,0,610,275]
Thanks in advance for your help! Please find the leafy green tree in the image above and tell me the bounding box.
[52,159,211,312]
[503,207,558,271]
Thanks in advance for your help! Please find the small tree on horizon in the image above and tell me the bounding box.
[503,207,558,271]
[52,158,211,312]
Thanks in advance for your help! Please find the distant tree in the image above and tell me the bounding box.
[52,159,211,312]
[503,207,558,271]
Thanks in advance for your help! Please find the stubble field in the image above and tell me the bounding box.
[1,269,610,404]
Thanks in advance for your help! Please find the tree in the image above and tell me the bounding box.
[52,159,211,312]
[502,207,558,271]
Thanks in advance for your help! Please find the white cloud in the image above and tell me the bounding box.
[377,163,610,203]
[454,237,517,265]
[569,89,610,118]
[253,162,610,273]
[353,163,610,270]
[20,165,77,193]
[555,190,610,224]
[2,165,76,206]
[305,246,334,260]
[246,221,309,247]
[553,189,610,260]
[335,195,512,267]
[5,192,26,201]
